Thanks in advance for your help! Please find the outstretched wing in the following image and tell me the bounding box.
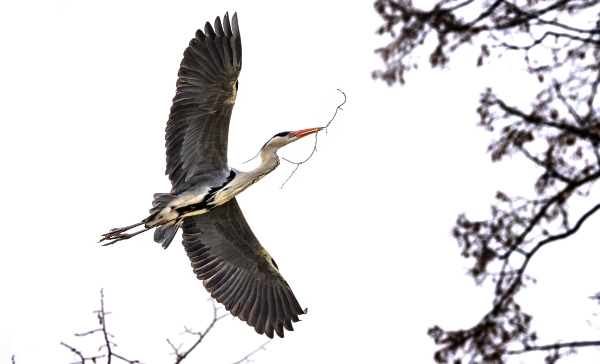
[166,12,242,194]
[182,198,304,338]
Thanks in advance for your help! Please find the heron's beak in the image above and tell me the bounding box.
[290,127,324,139]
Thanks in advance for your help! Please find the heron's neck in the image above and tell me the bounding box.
[230,146,280,188]
[208,147,281,208]
[241,147,280,182]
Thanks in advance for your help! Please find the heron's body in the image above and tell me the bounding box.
[100,12,322,339]
[142,146,282,248]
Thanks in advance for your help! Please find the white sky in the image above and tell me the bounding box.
[1,1,599,363]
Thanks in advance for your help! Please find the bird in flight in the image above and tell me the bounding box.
[100,12,322,338]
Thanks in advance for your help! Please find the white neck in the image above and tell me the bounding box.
[210,144,281,206]
[237,143,281,184]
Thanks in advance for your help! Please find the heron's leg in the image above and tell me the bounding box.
[100,226,151,246]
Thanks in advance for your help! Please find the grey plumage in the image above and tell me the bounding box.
[99,12,323,339]
[166,13,241,195]
[182,198,303,338]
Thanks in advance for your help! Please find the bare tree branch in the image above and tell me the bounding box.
[168,300,228,364]
[61,289,142,364]
[374,0,600,362]
[507,339,600,355]
[164,299,272,364]
[230,341,271,364]
[61,341,107,364]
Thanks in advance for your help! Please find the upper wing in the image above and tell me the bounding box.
[182,198,304,338]
[166,13,242,194]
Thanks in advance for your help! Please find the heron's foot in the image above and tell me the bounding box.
[99,223,150,246]
[98,221,146,246]
[99,229,135,245]
[99,232,134,246]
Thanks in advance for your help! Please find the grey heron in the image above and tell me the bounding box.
[100,12,320,338]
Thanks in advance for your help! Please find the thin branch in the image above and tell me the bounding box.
[536,18,600,34]
[488,202,600,321]
[499,169,600,263]
[112,352,142,363]
[445,0,477,14]
[586,58,600,117]
[465,0,504,28]
[324,89,347,132]
[170,300,229,364]
[553,79,584,125]
[519,146,571,182]
[61,341,106,364]
[61,342,86,363]
[167,339,183,356]
[230,341,271,364]
[62,289,142,364]
[280,134,319,189]
[495,98,600,143]
[526,202,600,256]
[507,340,600,355]
[74,328,106,337]
[97,289,113,363]
[491,0,573,31]
[593,144,600,169]
[280,89,346,189]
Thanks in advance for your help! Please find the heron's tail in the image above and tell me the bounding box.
[144,193,178,224]
[153,222,182,249]
[148,193,178,215]
[145,193,181,249]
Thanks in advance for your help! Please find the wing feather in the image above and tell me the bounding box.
[218,268,245,305]
[275,286,293,322]
[249,281,264,334]
[239,278,257,322]
[227,273,251,316]
[214,16,225,37]
[166,12,241,194]
[182,198,304,338]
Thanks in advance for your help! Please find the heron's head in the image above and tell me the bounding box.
[261,127,324,151]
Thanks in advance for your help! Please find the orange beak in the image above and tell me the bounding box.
[290,127,324,139]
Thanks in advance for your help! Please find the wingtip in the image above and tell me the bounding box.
[204,20,215,38]
[232,12,240,37]
[214,14,224,37]
[223,12,232,37]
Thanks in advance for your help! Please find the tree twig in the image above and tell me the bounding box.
[61,289,142,364]
[169,300,229,364]
[506,340,600,355]
[230,341,271,364]
[280,89,346,189]
[60,341,106,364]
